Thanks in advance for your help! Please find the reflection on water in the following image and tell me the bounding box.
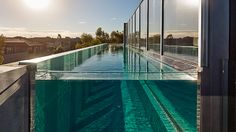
[36,44,195,80]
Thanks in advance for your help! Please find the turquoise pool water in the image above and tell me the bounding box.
[34,44,197,132]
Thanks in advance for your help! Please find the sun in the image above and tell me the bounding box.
[23,0,50,10]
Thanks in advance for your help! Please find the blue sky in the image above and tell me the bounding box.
[0,0,140,37]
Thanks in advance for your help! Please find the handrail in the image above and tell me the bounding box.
[36,70,197,74]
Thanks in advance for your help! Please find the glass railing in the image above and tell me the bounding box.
[164,45,198,63]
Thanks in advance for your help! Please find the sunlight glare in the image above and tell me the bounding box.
[185,0,199,7]
[23,0,50,10]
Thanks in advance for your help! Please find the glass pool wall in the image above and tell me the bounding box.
[32,44,197,132]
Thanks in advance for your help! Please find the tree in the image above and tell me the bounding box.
[152,34,161,43]
[57,34,62,39]
[75,42,82,49]
[110,31,123,43]
[80,33,93,45]
[96,27,103,38]
[91,38,101,45]
[54,45,64,53]
[110,31,117,43]
[103,32,110,43]
[0,35,5,64]
[95,27,110,43]
[166,34,174,39]
[165,34,174,45]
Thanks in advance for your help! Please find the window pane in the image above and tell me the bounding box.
[140,0,148,51]
[136,8,140,49]
[128,20,131,45]
[127,20,129,44]
[164,0,199,63]
[129,19,132,46]
[148,0,161,53]
[132,15,136,47]
[131,18,133,46]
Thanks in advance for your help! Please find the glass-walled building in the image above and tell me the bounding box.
[126,0,236,131]
[127,0,199,70]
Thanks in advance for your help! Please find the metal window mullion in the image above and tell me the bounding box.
[146,0,149,51]
[134,12,136,48]
[139,5,141,49]
[160,0,164,55]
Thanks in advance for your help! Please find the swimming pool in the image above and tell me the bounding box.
[22,44,197,132]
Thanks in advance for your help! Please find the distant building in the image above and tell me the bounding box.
[3,38,46,63]
[29,37,80,53]
[3,37,80,64]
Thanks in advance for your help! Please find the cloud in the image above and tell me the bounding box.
[0,27,88,38]
[111,17,118,21]
[78,21,87,24]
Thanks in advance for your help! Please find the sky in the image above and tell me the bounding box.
[0,0,140,37]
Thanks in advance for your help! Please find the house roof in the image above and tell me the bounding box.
[5,38,45,47]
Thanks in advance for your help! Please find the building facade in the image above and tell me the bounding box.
[126,0,236,131]
[3,38,46,63]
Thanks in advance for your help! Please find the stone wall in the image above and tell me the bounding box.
[0,64,29,132]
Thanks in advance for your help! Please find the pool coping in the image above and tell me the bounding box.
[19,43,108,65]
